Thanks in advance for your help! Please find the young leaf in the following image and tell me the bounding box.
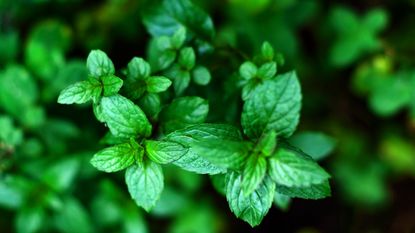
[101,75,123,96]
[165,64,191,95]
[241,155,267,196]
[86,50,115,78]
[241,71,301,139]
[191,138,252,170]
[90,142,141,172]
[144,140,186,164]
[171,26,186,49]
[58,79,102,104]
[226,172,275,227]
[125,160,164,212]
[268,148,330,187]
[146,76,172,93]
[261,41,274,61]
[239,61,257,80]
[127,57,151,79]
[253,130,277,157]
[178,47,196,70]
[138,93,161,119]
[160,96,208,134]
[275,181,331,200]
[257,62,276,80]
[101,95,152,138]
[192,66,211,85]
[148,36,177,71]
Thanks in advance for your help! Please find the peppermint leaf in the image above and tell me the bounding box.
[125,161,164,211]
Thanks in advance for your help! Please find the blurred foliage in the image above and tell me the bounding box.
[1,0,415,232]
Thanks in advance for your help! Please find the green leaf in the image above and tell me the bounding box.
[239,61,257,80]
[273,192,291,211]
[275,181,331,200]
[101,75,123,96]
[257,62,276,80]
[57,78,102,104]
[369,75,411,117]
[261,41,274,61]
[148,37,177,71]
[145,140,186,164]
[24,21,68,81]
[192,139,252,170]
[86,50,115,78]
[101,95,152,138]
[165,64,191,95]
[138,93,161,119]
[42,158,80,192]
[241,155,267,196]
[127,57,151,79]
[241,80,257,100]
[44,60,88,102]
[123,208,149,233]
[174,71,191,95]
[146,76,172,93]
[90,142,141,172]
[16,206,45,233]
[268,147,330,187]
[253,130,277,157]
[329,7,387,67]
[142,0,215,41]
[124,57,151,99]
[125,161,164,211]
[164,124,242,174]
[192,66,211,85]
[241,71,301,139]
[0,116,23,146]
[363,8,388,32]
[178,47,196,70]
[0,177,25,209]
[0,65,38,115]
[225,172,275,227]
[54,197,93,233]
[289,131,336,161]
[171,26,186,49]
[93,102,105,122]
[160,96,209,134]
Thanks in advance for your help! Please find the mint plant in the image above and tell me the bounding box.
[58,23,332,226]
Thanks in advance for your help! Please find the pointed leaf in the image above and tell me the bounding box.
[226,172,275,227]
[241,155,267,196]
[102,75,123,96]
[241,71,301,139]
[144,140,186,164]
[125,161,164,211]
[268,147,330,187]
[86,50,115,78]
[101,95,152,138]
[58,79,102,104]
[90,142,141,172]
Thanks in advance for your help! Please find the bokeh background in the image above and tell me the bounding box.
[1,0,415,232]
